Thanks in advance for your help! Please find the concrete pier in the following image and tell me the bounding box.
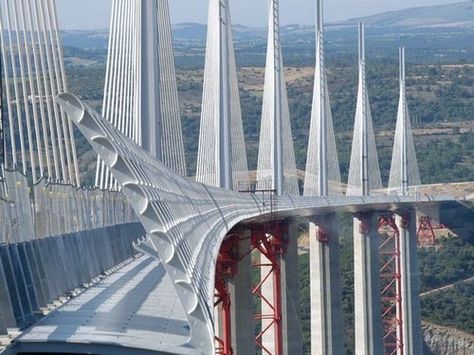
[353,212,384,355]
[229,235,255,354]
[309,213,344,355]
[281,222,302,355]
[395,210,423,355]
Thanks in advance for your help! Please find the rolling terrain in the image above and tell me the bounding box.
[343,1,474,29]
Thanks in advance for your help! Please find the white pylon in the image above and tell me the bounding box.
[388,47,420,195]
[196,0,249,190]
[304,0,341,197]
[96,0,187,190]
[0,0,80,185]
[347,23,382,196]
[257,0,299,196]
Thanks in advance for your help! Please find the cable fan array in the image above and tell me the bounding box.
[0,0,79,185]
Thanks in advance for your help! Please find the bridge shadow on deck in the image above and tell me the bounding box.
[47,256,188,338]
[15,256,190,354]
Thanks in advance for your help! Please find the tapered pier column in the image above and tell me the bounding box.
[309,213,344,355]
[353,212,383,355]
[395,210,423,355]
[228,234,255,354]
[281,222,302,355]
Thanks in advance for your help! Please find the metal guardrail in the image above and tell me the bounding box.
[0,170,136,245]
[238,180,278,215]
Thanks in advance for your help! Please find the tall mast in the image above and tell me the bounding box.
[400,47,408,195]
[359,23,370,196]
[316,0,328,196]
[271,0,284,196]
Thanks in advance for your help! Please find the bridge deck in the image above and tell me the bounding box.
[12,256,192,355]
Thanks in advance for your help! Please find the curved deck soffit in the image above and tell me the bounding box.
[56,92,455,354]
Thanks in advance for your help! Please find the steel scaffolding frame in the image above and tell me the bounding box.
[214,234,239,355]
[214,277,233,355]
[250,223,286,355]
[378,214,404,355]
[213,221,287,355]
[417,216,436,246]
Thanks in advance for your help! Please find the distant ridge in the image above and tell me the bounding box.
[60,2,474,50]
[344,1,474,29]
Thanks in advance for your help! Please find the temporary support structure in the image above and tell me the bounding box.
[417,216,436,246]
[378,214,403,355]
[213,221,287,355]
[250,223,286,355]
[214,270,233,355]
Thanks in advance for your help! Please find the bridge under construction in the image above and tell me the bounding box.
[0,0,472,355]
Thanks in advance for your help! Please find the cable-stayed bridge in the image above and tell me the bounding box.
[0,0,472,355]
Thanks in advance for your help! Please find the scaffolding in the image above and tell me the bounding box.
[417,216,436,246]
[378,214,403,355]
[214,182,286,355]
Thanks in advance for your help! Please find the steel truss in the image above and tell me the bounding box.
[214,277,233,355]
[378,214,403,355]
[214,234,239,355]
[214,222,287,355]
[417,216,436,246]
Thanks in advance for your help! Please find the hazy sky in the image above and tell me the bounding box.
[57,0,464,30]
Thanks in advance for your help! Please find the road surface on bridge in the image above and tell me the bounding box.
[13,256,192,355]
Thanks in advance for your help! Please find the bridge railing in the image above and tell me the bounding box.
[0,170,35,244]
[33,180,136,238]
[386,186,423,197]
[0,222,145,335]
[0,169,137,244]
